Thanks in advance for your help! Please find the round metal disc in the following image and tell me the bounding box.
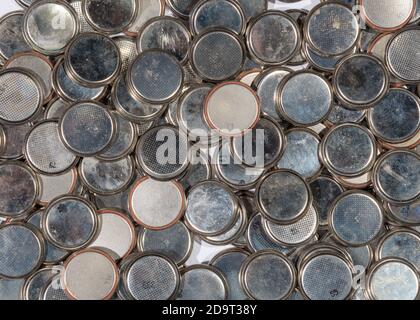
[237,69,261,86]
[127,50,183,104]
[42,195,98,251]
[129,177,186,230]
[26,210,69,264]
[373,150,420,204]
[277,128,322,180]
[368,88,420,144]
[23,0,79,55]
[214,142,264,190]
[361,0,415,32]
[310,176,344,226]
[177,265,227,300]
[246,11,301,66]
[329,191,384,246]
[63,248,119,300]
[52,58,106,103]
[327,101,366,125]
[179,150,212,191]
[137,221,193,265]
[277,70,333,126]
[59,101,116,157]
[83,0,137,34]
[135,125,189,180]
[0,123,31,160]
[65,32,121,87]
[246,214,290,254]
[89,209,135,260]
[25,120,78,175]
[240,250,296,300]
[232,115,285,169]
[345,244,373,270]
[299,253,354,300]
[263,206,319,247]
[321,123,377,177]
[367,258,419,300]
[253,67,292,121]
[185,180,238,236]
[0,68,43,124]
[124,0,165,35]
[334,54,389,108]
[137,16,191,64]
[0,161,39,218]
[302,42,349,73]
[0,11,32,61]
[210,249,250,300]
[5,52,53,101]
[256,169,312,225]
[41,275,69,300]
[377,228,420,271]
[21,267,58,300]
[190,0,245,35]
[236,0,267,21]
[386,26,420,83]
[38,169,77,206]
[0,223,44,279]
[124,253,180,300]
[79,156,134,195]
[69,0,95,33]
[190,29,245,82]
[112,75,166,123]
[204,82,260,136]
[286,9,308,66]
[304,2,359,56]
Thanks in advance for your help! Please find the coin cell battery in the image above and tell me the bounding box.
[129,177,186,230]
[23,0,79,55]
[63,248,119,300]
[204,82,260,136]
[0,11,32,61]
[124,0,165,35]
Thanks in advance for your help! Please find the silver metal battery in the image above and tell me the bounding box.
[24,120,78,175]
[235,0,267,21]
[0,11,32,61]
[256,169,312,225]
[373,150,420,204]
[23,0,79,56]
[304,2,359,56]
[246,10,301,66]
[366,258,419,300]
[137,16,191,64]
[42,195,98,251]
[367,88,420,144]
[329,190,384,246]
[326,101,366,126]
[360,0,416,32]
[277,128,322,180]
[333,54,389,109]
[41,275,69,300]
[69,0,95,33]
[0,123,31,160]
[129,177,186,230]
[0,223,45,279]
[185,180,239,236]
[0,68,44,124]
[177,265,227,300]
[21,266,59,300]
[82,0,138,34]
[65,32,121,87]
[240,250,296,300]
[0,161,39,219]
[384,201,420,226]
[127,49,184,104]
[386,26,420,83]
[189,0,245,35]
[320,123,377,177]
[59,101,116,157]
[63,248,119,300]
[123,253,180,300]
[113,35,138,73]
[190,28,245,82]
[124,0,165,36]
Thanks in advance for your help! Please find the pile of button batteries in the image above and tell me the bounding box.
[0,0,419,301]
